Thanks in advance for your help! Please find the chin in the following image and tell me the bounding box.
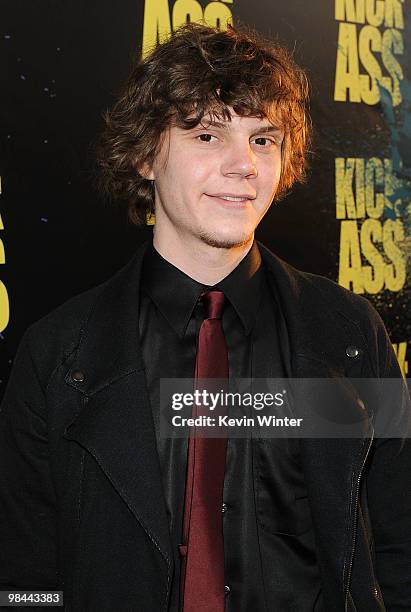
[197,228,253,249]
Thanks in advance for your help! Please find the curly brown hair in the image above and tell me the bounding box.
[96,21,312,225]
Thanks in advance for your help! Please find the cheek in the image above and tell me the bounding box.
[259,163,281,194]
[189,158,214,186]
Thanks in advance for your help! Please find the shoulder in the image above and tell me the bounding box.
[20,282,106,389]
[300,270,392,372]
[260,240,380,321]
[20,252,140,389]
[258,241,394,377]
[301,267,382,326]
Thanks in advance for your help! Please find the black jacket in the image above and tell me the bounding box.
[0,240,410,611]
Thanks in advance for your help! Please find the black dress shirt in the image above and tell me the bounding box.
[138,238,324,611]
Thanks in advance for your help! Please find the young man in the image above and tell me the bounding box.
[1,23,410,612]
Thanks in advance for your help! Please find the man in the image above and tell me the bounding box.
[0,22,410,612]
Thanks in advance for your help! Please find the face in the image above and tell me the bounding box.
[146,108,284,251]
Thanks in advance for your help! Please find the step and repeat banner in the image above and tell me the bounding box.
[1,0,410,394]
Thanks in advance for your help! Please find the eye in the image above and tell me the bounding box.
[252,136,277,147]
[197,133,217,143]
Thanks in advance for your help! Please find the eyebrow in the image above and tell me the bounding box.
[195,120,284,136]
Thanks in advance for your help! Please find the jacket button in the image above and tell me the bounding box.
[224,585,231,595]
[222,503,228,513]
[71,370,85,382]
[346,345,360,359]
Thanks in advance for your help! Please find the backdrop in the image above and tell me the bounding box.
[1,0,410,397]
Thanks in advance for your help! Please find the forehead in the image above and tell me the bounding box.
[200,114,282,132]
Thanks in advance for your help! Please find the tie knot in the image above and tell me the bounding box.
[201,290,225,320]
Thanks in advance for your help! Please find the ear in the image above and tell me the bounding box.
[137,161,155,181]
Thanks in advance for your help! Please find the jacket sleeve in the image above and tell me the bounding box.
[0,326,60,592]
[364,304,411,610]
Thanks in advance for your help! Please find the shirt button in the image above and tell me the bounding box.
[222,503,228,513]
[224,585,231,595]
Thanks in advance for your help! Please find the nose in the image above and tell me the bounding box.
[220,140,258,178]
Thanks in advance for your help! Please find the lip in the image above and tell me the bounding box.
[205,194,255,208]
[209,193,256,200]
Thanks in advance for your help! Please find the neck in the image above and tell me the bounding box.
[152,227,254,285]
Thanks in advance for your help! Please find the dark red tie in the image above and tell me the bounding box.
[179,290,229,611]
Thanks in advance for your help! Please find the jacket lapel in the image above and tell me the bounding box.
[63,240,174,572]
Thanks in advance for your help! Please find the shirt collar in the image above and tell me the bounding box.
[141,239,263,338]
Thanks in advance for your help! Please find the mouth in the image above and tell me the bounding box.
[205,194,256,208]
